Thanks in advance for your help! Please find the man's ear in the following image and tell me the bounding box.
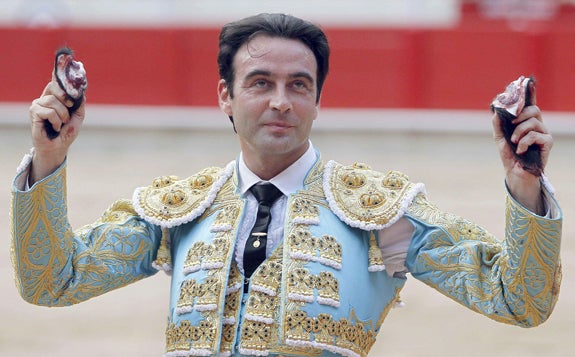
[218,79,233,116]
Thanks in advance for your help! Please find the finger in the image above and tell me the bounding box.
[528,80,537,106]
[512,117,548,145]
[491,112,504,139]
[516,131,553,155]
[514,105,542,125]
[30,96,70,134]
[42,78,74,108]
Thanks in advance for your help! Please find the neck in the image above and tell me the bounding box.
[243,145,309,181]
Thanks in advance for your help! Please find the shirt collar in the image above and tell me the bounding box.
[238,142,318,197]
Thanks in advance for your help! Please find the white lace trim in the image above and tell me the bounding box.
[244,313,274,325]
[175,306,193,315]
[541,173,555,195]
[201,261,224,270]
[367,264,386,272]
[238,348,269,356]
[152,262,173,274]
[251,284,277,297]
[288,293,314,303]
[16,148,35,176]
[286,338,360,357]
[183,264,201,275]
[222,317,236,325]
[210,223,233,232]
[226,282,243,295]
[292,217,320,225]
[164,350,191,357]
[316,296,340,307]
[188,348,213,356]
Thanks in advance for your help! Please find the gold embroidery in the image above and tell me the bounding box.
[165,318,217,353]
[220,323,236,354]
[177,279,198,314]
[368,232,384,269]
[136,167,223,222]
[153,227,172,270]
[407,192,562,327]
[286,267,341,306]
[220,264,242,355]
[288,268,316,303]
[284,309,376,357]
[165,320,192,353]
[327,162,417,227]
[317,234,342,269]
[316,271,340,306]
[250,259,283,295]
[202,237,230,269]
[241,320,274,351]
[195,276,221,310]
[239,248,284,354]
[288,228,317,260]
[11,165,158,306]
[183,241,205,274]
[291,197,321,223]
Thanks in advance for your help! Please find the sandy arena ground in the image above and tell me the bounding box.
[1,108,574,356]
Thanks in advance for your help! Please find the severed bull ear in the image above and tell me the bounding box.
[44,47,88,139]
[491,76,543,177]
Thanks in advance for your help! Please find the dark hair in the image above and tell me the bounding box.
[218,13,330,103]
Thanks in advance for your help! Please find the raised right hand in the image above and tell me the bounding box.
[28,72,86,185]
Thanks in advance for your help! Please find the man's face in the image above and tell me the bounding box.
[218,35,319,171]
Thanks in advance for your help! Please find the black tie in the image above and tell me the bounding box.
[244,184,283,281]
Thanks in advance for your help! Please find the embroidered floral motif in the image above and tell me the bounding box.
[202,238,229,270]
[284,309,376,357]
[11,168,159,306]
[240,320,275,353]
[316,271,340,307]
[183,241,205,274]
[239,248,284,355]
[288,228,317,262]
[288,268,316,303]
[407,192,562,327]
[211,205,240,232]
[291,197,321,224]
[176,279,198,315]
[250,259,283,296]
[165,318,218,356]
[286,268,340,307]
[317,235,342,269]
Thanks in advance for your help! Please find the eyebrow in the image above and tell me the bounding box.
[244,69,315,84]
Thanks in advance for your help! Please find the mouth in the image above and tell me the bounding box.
[263,122,294,134]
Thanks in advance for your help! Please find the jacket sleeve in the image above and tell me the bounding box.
[10,159,162,306]
[404,185,562,327]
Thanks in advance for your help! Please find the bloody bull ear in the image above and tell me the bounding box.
[490,76,543,177]
[45,47,88,139]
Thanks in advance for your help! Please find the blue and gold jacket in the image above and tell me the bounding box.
[11,154,562,357]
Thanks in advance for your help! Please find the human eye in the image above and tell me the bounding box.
[252,78,270,89]
[291,79,312,92]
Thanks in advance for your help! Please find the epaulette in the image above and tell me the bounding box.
[323,160,426,231]
[132,161,235,228]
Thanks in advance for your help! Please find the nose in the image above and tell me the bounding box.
[269,87,292,114]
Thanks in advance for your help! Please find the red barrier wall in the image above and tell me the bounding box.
[2,7,575,111]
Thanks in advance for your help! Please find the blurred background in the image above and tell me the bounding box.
[1,1,574,356]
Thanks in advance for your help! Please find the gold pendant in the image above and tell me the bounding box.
[252,232,266,248]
